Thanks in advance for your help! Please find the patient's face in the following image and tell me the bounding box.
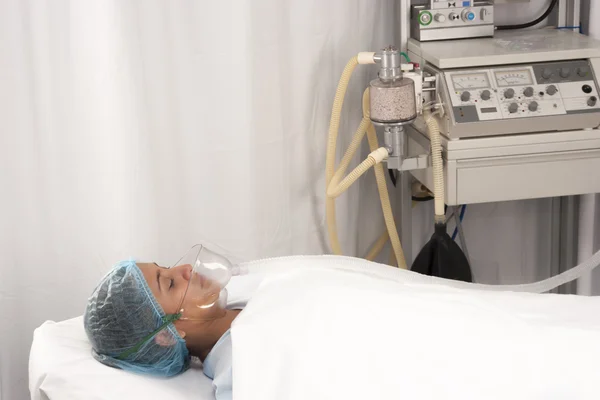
[137,262,224,320]
[137,263,191,315]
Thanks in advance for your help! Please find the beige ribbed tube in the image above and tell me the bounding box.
[327,147,389,198]
[424,111,445,222]
[365,121,407,269]
[365,231,389,261]
[326,56,359,255]
[325,70,407,268]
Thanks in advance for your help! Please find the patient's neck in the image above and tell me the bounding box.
[188,309,241,361]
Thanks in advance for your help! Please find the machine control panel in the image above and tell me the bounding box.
[411,1,494,42]
[445,60,600,124]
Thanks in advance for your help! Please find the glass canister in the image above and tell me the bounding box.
[369,77,417,124]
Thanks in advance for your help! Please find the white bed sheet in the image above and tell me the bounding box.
[29,316,214,400]
[232,266,600,399]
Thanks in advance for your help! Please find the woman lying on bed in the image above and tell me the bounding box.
[84,256,243,400]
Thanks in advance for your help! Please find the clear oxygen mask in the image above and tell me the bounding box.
[171,244,235,322]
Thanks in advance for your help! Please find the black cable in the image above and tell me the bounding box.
[496,0,558,31]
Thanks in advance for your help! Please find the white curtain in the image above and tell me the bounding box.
[1,1,582,398]
[0,1,396,398]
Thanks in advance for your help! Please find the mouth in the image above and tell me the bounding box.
[196,273,206,289]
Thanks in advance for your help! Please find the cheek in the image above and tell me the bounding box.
[157,292,185,315]
[182,280,220,306]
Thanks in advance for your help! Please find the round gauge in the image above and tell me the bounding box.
[451,73,490,90]
[494,69,533,87]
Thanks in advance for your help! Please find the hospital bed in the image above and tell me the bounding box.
[29,254,600,400]
[29,316,214,400]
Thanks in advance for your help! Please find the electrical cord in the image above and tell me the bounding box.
[451,204,467,240]
[496,0,558,31]
[454,205,472,267]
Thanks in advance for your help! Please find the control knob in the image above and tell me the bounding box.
[504,88,515,99]
[449,12,459,21]
[461,91,471,102]
[461,9,476,22]
[523,87,534,97]
[541,68,553,79]
[560,68,571,78]
[546,85,558,96]
[577,67,589,77]
[528,101,539,112]
[588,96,597,107]
[480,90,491,101]
[508,102,519,114]
[434,14,446,23]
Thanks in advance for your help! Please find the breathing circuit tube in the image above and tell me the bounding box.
[236,248,600,294]
[424,110,445,223]
[325,56,359,257]
[325,55,407,269]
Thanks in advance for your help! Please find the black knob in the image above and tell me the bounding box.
[546,85,558,96]
[508,102,519,113]
[582,84,593,94]
[461,91,471,102]
[523,87,534,97]
[504,88,515,99]
[480,90,491,100]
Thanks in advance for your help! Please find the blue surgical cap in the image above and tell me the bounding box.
[83,259,190,377]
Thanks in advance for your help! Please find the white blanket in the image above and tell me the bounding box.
[231,266,600,400]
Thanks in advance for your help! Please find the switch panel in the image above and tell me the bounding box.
[411,2,494,42]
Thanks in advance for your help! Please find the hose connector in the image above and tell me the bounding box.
[375,46,402,82]
[369,147,390,164]
[357,52,376,65]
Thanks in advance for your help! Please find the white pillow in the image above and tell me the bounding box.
[30,317,213,400]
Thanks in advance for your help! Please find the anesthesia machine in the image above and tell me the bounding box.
[326,0,600,286]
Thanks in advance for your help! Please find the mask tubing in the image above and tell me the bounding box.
[236,250,600,294]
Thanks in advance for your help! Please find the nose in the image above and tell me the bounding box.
[172,264,193,281]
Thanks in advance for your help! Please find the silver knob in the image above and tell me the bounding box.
[523,87,534,97]
[461,91,471,102]
[449,12,459,21]
[504,88,515,99]
[480,90,491,101]
[546,85,558,96]
[528,101,539,112]
[508,102,519,113]
[434,14,447,23]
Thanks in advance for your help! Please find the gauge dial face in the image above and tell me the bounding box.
[451,73,490,90]
[494,69,533,87]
